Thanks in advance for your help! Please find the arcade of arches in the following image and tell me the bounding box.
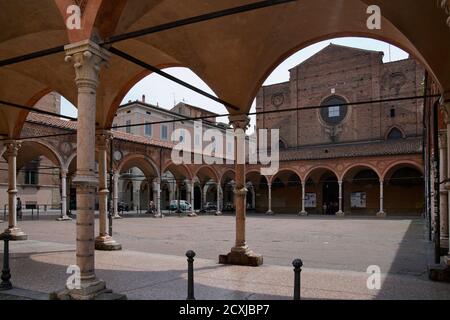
[1,0,450,299]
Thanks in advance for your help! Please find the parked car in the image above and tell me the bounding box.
[118,201,129,212]
[169,200,192,212]
[204,202,217,212]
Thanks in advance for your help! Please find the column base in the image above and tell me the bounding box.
[56,216,72,221]
[95,235,122,251]
[444,255,450,267]
[52,279,126,300]
[336,211,345,217]
[266,210,274,215]
[428,263,450,283]
[219,247,263,267]
[298,211,308,216]
[3,227,27,241]
[376,211,386,218]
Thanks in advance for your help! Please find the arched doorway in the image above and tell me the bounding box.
[194,184,202,210]
[322,173,339,215]
[305,168,339,215]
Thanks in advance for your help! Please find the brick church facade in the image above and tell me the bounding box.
[252,44,425,215]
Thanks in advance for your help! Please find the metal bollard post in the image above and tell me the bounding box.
[186,250,196,300]
[37,205,40,220]
[293,259,303,300]
[3,205,6,221]
[31,207,34,220]
[0,233,13,291]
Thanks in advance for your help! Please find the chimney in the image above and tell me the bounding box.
[142,94,146,103]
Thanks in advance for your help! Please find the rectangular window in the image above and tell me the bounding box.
[227,142,232,153]
[195,134,201,146]
[24,160,39,185]
[179,129,185,142]
[390,108,396,118]
[161,125,168,140]
[145,123,152,136]
[126,120,131,134]
[328,106,340,118]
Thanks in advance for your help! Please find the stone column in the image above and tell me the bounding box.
[266,182,274,215]
[153,178,162,217]
[299,181,308,216]
[113,172,121,219]
[176,181,181,214]
[95,132,121,251]
[336,181,345,216]
[216,183,222,215]
[57,169,71,221]
[439,130,449,254]
[189,180,197,217]
[219,115,262,266]
[3,141,27,240]
[377,180,386,217]
[59,40,123,299]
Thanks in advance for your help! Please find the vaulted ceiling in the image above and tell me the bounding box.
[0,0,449,138]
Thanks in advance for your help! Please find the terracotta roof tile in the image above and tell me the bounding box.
[26,113,174,149]
[280,138,422,160]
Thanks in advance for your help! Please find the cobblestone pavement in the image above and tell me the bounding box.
[0,214,448,300]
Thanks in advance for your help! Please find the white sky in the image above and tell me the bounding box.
[61,37,409,133]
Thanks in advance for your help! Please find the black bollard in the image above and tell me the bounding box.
[186,250,196,300]
[292,259,303,300]
[0,233,12,291]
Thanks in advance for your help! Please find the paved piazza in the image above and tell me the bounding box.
[1,214,449,300]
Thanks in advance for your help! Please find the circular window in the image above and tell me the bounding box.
[320,96,348,126]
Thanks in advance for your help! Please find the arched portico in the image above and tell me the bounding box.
[1,0,449,298]
[304,167,340,215]
[383,162,424,216]
[268,169,302,214]
[342,165,382,216]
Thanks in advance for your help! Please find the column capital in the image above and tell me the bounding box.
[152,177,161,184]
[64,40,110,90]
[233,185,248,196]
[228,114,250,131]
[60,169,68,178]
[96,130,113,150]
[4,140,21,157]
